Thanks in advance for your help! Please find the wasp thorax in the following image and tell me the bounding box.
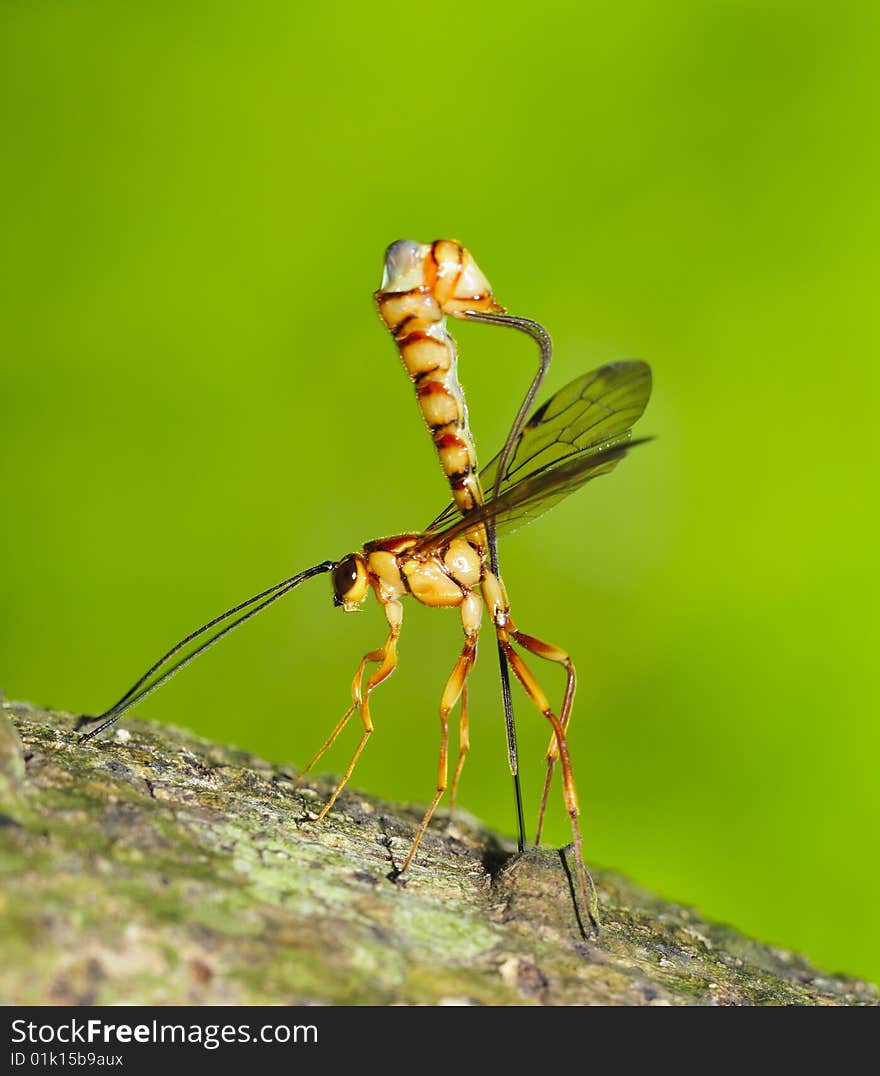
[332,553,369,610]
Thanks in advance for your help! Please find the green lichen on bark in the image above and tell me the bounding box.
[1,700,875,1006]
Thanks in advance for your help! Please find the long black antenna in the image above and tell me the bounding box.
[77,560,336,744]
[462,311,553,852]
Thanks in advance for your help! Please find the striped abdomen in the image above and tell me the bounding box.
[376,239,503,515]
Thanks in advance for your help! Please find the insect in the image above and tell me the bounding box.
[78,239,652,935]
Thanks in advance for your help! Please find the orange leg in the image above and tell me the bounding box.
[399,593,482,874]
[301,601,402,824]
[508,624,577,845]
[296,647,383,786]
[497,621,599,935]
[449,680,471,811]
[399,635,477,873]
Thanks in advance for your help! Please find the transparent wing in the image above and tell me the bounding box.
[415,436,651,553]
[426,360,652,534]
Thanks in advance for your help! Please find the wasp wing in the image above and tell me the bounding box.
[426,360,652,534]
[415,436,651,553]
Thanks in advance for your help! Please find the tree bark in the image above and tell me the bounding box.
[1,700,875,1006]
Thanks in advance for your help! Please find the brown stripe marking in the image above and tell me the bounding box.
[392,314,416,338]
[433,431,467,449]
[412,366,442,384]
[398,329,444,346]
[416,380,450,397]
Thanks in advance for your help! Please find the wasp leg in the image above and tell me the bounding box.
[399,593,481,874]
[295,648,383,786]
[507,624,577,845]
[449,680,471,812]
[307,600,402,824]
[496,620,599,935]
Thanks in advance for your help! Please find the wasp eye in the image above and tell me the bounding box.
[333,556,357,594]
[332,554,368,608]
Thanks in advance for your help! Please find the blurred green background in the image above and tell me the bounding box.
[2,2,877,984]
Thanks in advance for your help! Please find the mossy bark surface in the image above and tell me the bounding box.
[1,700,875,1006]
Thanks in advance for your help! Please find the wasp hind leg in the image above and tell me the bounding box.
[299,600,402,825]
[506,626,577,845]
[397,593,481,875]
[496,618,599,936]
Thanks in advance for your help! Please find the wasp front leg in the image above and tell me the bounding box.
[299,599,402,824]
